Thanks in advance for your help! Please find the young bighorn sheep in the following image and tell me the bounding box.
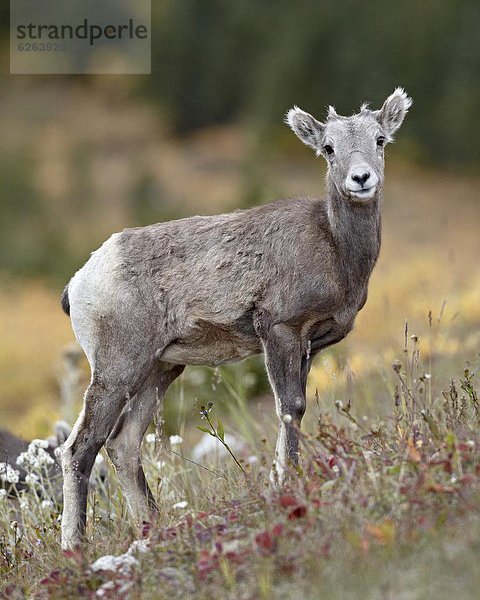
[60,88,411,548]
[0,422,70,497]
[0,422,107,501]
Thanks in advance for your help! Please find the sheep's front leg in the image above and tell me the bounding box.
[260,323,306,485]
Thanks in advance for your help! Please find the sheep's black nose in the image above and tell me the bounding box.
[352,171,371,186]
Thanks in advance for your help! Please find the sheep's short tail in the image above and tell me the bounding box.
[61,284,70,316]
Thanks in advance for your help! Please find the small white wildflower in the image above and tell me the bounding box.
[0,488,7,500]
[145,433,156,444]
[17,443,54,469]
[127,539,150,555]
[169,435,183,446]
[172,500,188,509]
[30,439,49,450]
[0,463,20,484]
[34,448,54,467]
[90,553,138,574]
[222,539,241,554]
[334,400,343,409]
[450,475,458,484]
[20,499,29,510]
[282,414,292,424]
[96,580,116,597]
[424,373,432,380]
[332,465,340,474]
[41,499,54,510]
[16,453,26,467]
[362,415,368,422]
[25,473,39,485]
[467,440,475,448]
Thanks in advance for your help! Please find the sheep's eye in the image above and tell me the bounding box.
[377,136,385,147]
[323,144,334,156]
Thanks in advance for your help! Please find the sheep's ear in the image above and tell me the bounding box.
[285,106,325,153]
[375,87,412,137]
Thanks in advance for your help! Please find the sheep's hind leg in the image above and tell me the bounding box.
[61,360,154,549]
[105,364,185,524]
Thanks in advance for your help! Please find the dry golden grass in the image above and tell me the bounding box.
[0,279,74,438]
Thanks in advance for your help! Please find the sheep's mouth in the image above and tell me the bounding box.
[347,186,377,201]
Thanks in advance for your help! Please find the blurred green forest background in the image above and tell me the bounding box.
[0,0,479,436]
[1,0,479,281]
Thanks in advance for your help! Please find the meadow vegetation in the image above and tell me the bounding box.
[1,2,479,596]
[0,86,479,600]
[1,340,479,599]
[1,155,479,596]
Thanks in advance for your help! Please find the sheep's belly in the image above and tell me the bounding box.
[161,339,261,367]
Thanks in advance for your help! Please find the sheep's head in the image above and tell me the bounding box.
[286,88,412,202]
